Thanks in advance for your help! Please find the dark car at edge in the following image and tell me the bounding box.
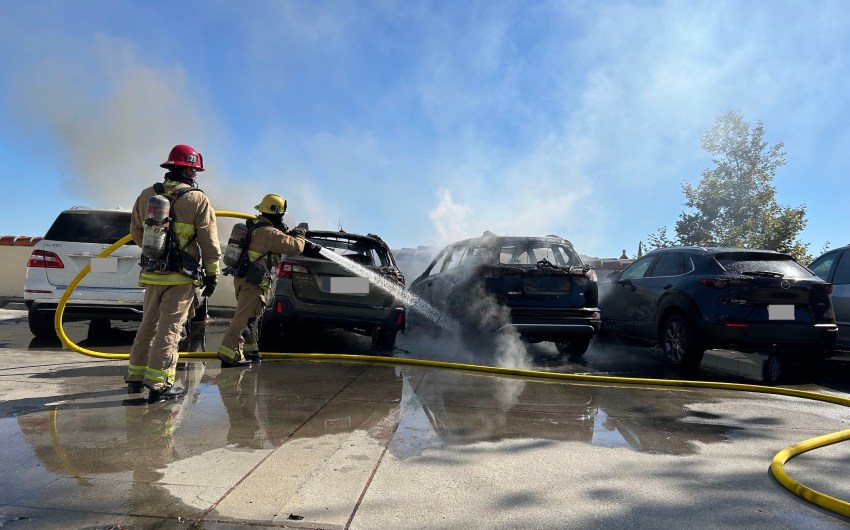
[808,244,850,353]
[600,246,837,378]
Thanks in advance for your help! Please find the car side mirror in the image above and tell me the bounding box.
[608,270,622,282]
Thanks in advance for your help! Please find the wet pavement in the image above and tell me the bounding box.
[1,307,849,529]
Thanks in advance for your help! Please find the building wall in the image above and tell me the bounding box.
[0,239,39,299]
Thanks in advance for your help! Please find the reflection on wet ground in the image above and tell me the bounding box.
[7,360,743,492]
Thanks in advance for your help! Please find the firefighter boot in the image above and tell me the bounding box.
[148,385,185,404]
[127,382,144,394]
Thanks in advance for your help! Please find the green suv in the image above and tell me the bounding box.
[258,230,407,352]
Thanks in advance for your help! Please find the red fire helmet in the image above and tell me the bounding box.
[160,144,204,171]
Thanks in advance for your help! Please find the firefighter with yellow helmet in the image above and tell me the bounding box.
[217,193,321,366]
[126,144,221,403]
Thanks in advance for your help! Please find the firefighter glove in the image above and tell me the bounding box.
[289,226,307,239]
[201,276,217,298]
[302,240,324,259]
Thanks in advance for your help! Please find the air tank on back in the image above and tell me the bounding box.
[223,222,249,269]
[141,195,170,259]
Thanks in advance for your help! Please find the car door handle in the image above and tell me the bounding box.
[663,283,673,290]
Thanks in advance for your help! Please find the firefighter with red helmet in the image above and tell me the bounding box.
[126,144,221,402]
[217,193,321,366]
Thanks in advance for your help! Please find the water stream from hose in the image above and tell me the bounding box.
[317,247,458,331]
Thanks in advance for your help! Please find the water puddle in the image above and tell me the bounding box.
[317,247,458,331]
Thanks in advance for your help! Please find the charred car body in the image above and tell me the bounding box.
[259,230,406,351]
[409,233,601,356]
[601,246,837,377]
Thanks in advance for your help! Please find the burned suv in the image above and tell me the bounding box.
[258,230,407,351]
[24,207,144,339]
[409,233,601,355]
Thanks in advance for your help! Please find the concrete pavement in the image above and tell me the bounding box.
[1,308,849,529]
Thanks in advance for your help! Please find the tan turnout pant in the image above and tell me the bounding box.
[126,282,195,390]
[217,277,266,362]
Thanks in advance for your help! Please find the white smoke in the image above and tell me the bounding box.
[428,188,474,247]
[10,36,215,208]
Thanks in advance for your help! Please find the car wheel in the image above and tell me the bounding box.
[258,320,280,352]
[661,314,704,368]
[28,309,57,339]
[762,354,785,385]
[554,336,591,357]
[89,318,111,337]
[372,328,397,352]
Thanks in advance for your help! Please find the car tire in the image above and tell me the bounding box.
[372,328,397,352]
[554,336,591,357]
[89,318,111,337]
[28,309,57,339]
[258,319,280,352]
[660,314,705,369]
[762,354,786,385]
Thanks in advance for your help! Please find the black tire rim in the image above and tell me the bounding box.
[664,319,687,363]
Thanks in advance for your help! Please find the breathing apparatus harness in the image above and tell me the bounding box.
[140,182,205,280]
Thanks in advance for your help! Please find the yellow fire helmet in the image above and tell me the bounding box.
[255,194,288,215]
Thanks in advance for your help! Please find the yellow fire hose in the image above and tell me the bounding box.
[53,211,850,519]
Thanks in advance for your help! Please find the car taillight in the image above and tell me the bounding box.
[276,260,309,278]
[584,268,597,282]
[812,283,833,294]
[27,250,64,268]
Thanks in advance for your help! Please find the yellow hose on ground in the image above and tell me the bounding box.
[54,210,850,520]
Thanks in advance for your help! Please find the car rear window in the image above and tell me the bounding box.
[498,240,581,267]
[44,211,135,245]
[715,252,814,279]
[308,235,392,267]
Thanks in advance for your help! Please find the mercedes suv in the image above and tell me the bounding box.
[24,207,144,339]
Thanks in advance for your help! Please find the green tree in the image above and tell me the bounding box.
[646,226,677,251]
[648,110,809,261]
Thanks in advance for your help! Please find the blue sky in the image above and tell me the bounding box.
[1,0,848,259]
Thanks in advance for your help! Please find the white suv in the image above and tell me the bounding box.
[24,207,144,338]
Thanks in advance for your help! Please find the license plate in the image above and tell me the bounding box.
[523,276,571,293]
[90,257,119,273]
[768,305,794,320]
[330,276,369,294]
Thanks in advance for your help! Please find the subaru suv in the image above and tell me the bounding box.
[601,247,837,372]
[408,233,601,356]
[24,207,144,339]
[258,230,407,352]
